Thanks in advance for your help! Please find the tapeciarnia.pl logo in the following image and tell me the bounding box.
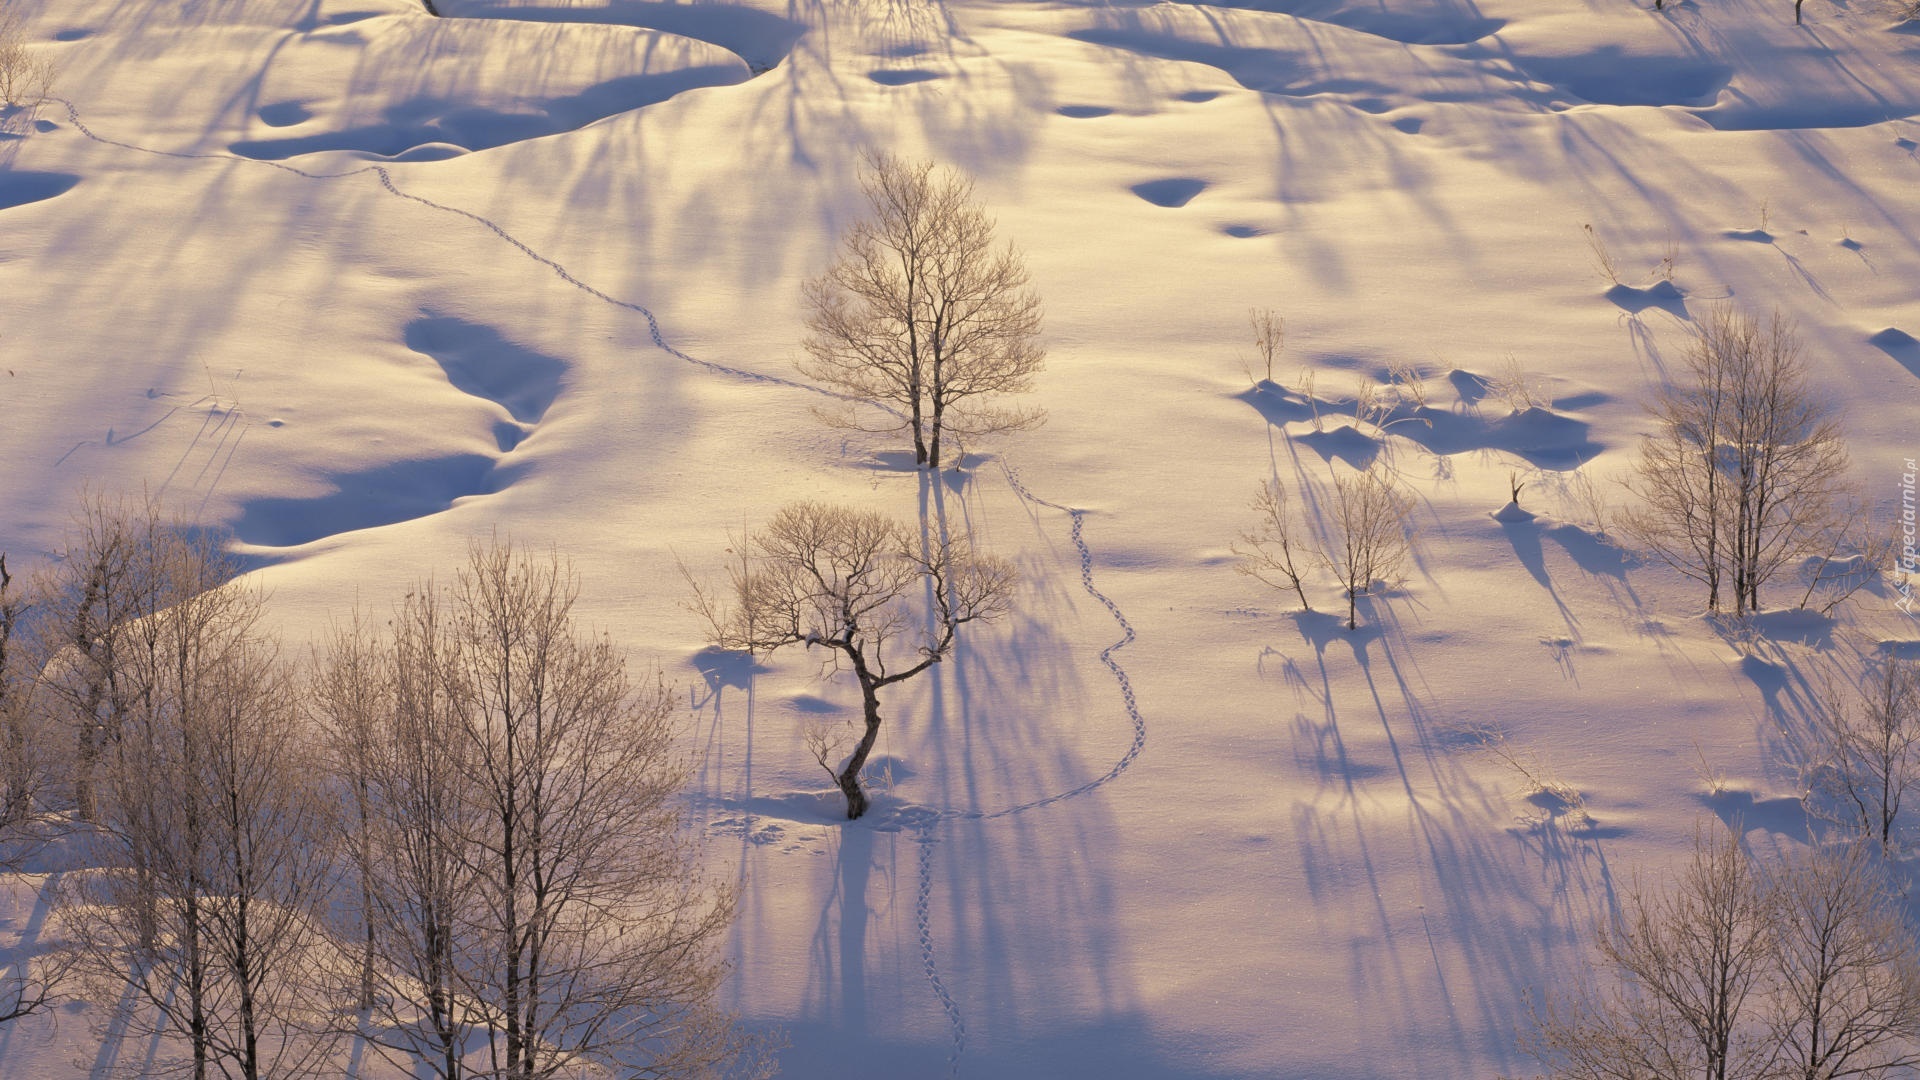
[1901,457,1917,615]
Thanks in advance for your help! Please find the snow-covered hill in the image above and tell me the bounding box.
[1,0,1917,1073]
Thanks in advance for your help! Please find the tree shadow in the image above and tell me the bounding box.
[1273,605,1622,1076]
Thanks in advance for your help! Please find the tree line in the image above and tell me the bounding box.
[0,494,764,1080]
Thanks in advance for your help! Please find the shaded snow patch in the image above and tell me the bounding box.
[1131,177,1208,207]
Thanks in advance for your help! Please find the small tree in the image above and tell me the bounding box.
[316,586,478,1080]
[691,502,1014,818]
[1326,468,1415,630]
[317,541,754,1080]
[1525,826,1773,1080]
[56,520,342,1080]
[0,552,73,1025]
[1524,828,1920,1080]
[1622,306,1851,616]
[802,153,1045,469]
[1250,308,1284,384]
[1807,656,1920,856]
[0,553,37,830]
[1234,478,1314,613]
[1765,842,1920,1080]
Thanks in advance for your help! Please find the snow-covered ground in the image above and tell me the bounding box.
[1,0,1918,1073]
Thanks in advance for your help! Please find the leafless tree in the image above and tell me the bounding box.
[317,585,479,1080]
[446,541,748,1080]
[308,607,389,1016]
[1763,842,1920,1080]
[1806,656,1920,856]
[32,492,170,823]
[1523,827,1920,1080]
[0,553,40,831]
[0,551,75,1025]
[1325,468,1415,630]
[802,153,1045,469]
[0,12,57,109]
[1234,478,1314,613]
[56,519,341,1080]
[1621,306,1851,616]
[1524,825,1773,1080]
[1250,308,1285,384]
[689,502,1014,818]
[320,542,756,1080]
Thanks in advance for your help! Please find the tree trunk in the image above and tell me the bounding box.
[836,687,886,819]
[911,394,928,467]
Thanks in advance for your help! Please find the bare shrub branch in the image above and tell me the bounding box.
[1234,479,1314,613]
[1325,468,1415,630]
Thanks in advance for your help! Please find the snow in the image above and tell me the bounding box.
[1,0,1918,1074]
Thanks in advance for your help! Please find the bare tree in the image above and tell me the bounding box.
[1234,478,1314,613]
[1764,842,1920,1080]
[690,502,1014,818]
[802,153,1045,469]
[1807,656,1920,856]
[1325,468,1415,630]
[57,519,341,1080]
[1621,306,1851,616]
[1250,307,1285,384]
[33,492,164,823]
[319,542,756,1080]
[316,586,479,1080]
[0,553,39,831]
[0,12,57,109]
[1524,825,1773,1080]
[308,608,389,1016]
[0,551,75,1025]
[445,541,747,1080]
[1524,828,1920,1080]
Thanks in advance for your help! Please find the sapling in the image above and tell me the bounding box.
[1250,307,1284,384]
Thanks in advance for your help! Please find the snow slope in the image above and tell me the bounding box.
[1,0,1918,1074]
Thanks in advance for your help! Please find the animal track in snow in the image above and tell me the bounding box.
[60,102,1152,1076]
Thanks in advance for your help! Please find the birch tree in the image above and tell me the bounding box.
[803,153,1045,469]
[318,541,755,1080]
[1622,306,1851,616]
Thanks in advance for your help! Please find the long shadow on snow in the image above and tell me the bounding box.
[1238,381,1604,469]
[439,0,808,73]
[1275,608,1620,1077]
[231,65,747,160]
[233,454,498,547]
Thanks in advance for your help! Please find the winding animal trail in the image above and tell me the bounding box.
[54,99,835,397]
[901,461,1148,1073]
[50,98,1148,1077]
